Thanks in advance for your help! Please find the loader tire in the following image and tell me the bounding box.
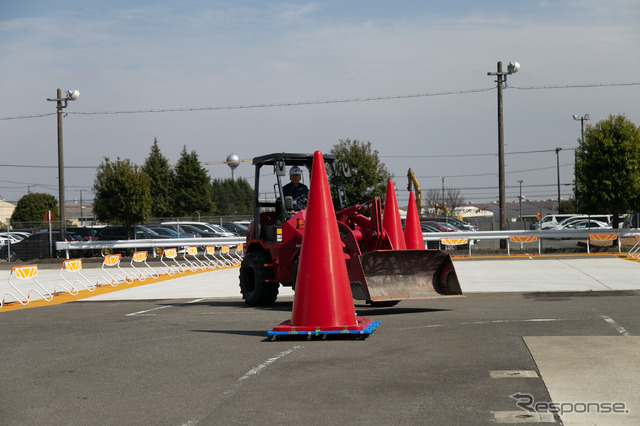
[239,251,279,307]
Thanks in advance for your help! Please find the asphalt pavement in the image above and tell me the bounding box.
[1,255,639,425]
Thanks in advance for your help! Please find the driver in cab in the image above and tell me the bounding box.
[283,166,308,210]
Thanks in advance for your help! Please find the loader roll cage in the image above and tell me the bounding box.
[251,153,349,240]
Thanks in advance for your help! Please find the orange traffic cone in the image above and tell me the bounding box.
[382,180,407,250]
[404,191,425,250]
[269,151,379,338]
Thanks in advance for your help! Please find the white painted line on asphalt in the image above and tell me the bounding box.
[491,410,555,423]
[232,345,303,389]
[125,298,204,316]
[601,314,630,336]
[399,318,565,331]
[490,370,539,379]
[125,306,170,317]
[460,319,564,325]
[182,345,303,426]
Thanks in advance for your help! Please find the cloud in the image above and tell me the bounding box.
[0,1,638,203]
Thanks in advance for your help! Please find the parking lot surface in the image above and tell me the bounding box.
[1,255,639,425]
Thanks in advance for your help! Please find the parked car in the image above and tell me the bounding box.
[421,221,455,233]
[96,225,168,241]
[214,221,248,236]
[177,224,210,237]
[66,226,102,241]
[418,223,444,249]
[560,219,612,230]
[0,232,26,246]
[147,226,193,239]
[208,223,239,237]
[150,223,202,238]
[420,217,478,231]
[160,221,236,237]
[417,222,473,250]
[420,223,443,233]
[0,231,85,261]
[1,231,31,243]
[552,215,611,230]
[624,213,640,229]
[532,214,582,230]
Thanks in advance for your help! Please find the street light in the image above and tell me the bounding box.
[440,176,445,211]
[572,114,590,143]
[518,180,523,228]
[555,147,562,212]
[487,61,520,239]
[47,89,80,239]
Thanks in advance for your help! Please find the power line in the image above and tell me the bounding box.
[0,112,56,121]
[1,82,637,121]
[512,82,640,91]
[411,163,573,180]
[382,147,576,159]
[0,163,96,169]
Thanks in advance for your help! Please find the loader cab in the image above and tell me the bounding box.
[250,153,349,242]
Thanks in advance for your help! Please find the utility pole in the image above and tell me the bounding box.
[47,89,79,239]
[496,63,506,233]
[555,147,562,212]
[518,180,523,229]
[487,61,519,243]
[573,114,590,143]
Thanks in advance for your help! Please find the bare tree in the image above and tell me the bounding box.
[424,187,464,215]
[446,187,464,212]
[424,188,442,210]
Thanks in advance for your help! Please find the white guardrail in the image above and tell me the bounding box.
[55,229,640,258]
[56,237,246,259]
[421,229,638,241]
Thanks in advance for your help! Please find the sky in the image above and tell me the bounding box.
[1,0,639,209]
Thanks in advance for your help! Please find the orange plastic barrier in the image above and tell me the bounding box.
[587,233,620,254]
[507,234,541,255]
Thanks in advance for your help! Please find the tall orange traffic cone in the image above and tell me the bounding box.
[382,180,407,250]
[269,151,379,337]
[404,191,426,250]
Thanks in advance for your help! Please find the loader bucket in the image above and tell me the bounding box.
[350,249,462,302]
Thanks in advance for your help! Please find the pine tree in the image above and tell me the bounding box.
[173,146,214,217]
[211,177,252,215]
[142,138,175,218]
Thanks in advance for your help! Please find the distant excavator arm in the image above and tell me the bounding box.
[434,203,450,215]
[407,168,422,215]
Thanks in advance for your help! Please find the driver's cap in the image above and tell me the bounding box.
[289,166,302,176]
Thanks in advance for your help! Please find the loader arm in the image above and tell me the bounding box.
[337,197,462,303]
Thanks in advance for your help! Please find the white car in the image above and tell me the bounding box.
[535,214,581,230]
[0,232,28,245]
[207,223,238,237]
[559,219,612,230]
[553,215,611,230]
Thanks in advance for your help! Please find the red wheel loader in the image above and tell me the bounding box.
[239,153,462,307]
